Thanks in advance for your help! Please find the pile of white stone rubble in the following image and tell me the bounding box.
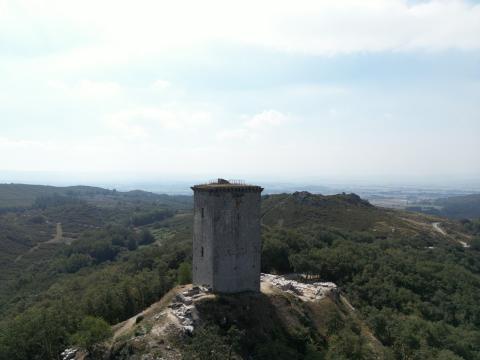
[60,348,77,360]
[261,273,337,302]
[167,286,210,334]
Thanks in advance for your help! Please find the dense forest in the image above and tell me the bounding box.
[0,186,479,359]
[0,186,192,360]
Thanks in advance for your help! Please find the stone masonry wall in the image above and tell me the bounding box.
[192,189,261,293]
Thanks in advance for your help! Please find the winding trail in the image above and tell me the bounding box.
[111,286,181,341]
[432,222,470,248]
[14,222,66,263]
[432,222,447,236]
[401,217,471,248]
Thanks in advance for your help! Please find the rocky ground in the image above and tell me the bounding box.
[260,273,338,302]
[63,275,340,360]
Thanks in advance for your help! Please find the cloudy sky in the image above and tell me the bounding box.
[1,0,479,185]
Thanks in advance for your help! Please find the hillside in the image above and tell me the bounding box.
[0,188,479,359]
[405,193,480,220]
[262,191,471,246]
[258,193,480,359]
[0,184,192,320]
[0,183,191,264]
[433,194,480,219]
[0,183,192,210]
[90,277,384,360]
[0,184,112,209]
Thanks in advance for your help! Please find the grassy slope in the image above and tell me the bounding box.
[0,185,192,320]
[261,191,471,246]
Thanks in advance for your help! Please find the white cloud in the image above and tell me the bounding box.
[0,137,45,149]
[76,80,123,98]
[247,0,480,54]
[217,110,290,142]
[1,0,479,70]
[1,1,479,180]
[106,107,213,138]
[216,128,250,141]
[105,116,149,139]
[245,110,289,130]
[47,80,123,99]
[151,79,171,90]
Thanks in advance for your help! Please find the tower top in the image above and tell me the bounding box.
[191,179,263,193]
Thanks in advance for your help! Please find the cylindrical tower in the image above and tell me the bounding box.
[191,179,263,293]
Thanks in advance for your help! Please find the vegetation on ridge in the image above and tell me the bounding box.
[260,192,480,359]
[0,185,479,359]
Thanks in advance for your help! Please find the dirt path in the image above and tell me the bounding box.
[112,286,182,341]
[112,315,138,341]
[14,222,66,262]
[432,222,470,248]
[432,222,447,236]
[339,294,385,357]
[50,222,63,243]
[340,294,355,312]
[401,217,471,248]
[401,217,434,231]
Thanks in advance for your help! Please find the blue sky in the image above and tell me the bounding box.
[0,0,479,185]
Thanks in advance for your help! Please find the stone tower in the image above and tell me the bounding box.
[191,179,263,293]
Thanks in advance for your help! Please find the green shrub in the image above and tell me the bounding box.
[70,316,112,351]
[177,262,192,285]
[139,229,155,245]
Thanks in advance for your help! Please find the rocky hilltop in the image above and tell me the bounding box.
[65,274,381,359]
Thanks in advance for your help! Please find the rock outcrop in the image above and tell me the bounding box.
[167,286,211,334]
[60,348,78,360]
[70,276,342,359]
[261,273,338,301]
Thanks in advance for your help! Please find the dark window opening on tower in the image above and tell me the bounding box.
[201,246,204,257]
[201,208,204,218]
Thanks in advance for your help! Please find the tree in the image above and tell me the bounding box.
[183,326,230,360]
[127,237,138,251]
[262,236,292,273]
[139,229,155,245]
[63,254,92,273]
[326,328,374,360]
[470,237,480,251]
[70,316,112,351]
[177,262,192,285]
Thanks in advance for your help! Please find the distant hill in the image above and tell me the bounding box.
[0,183,193,317]
[0,183,193,266]
[0,183,192,210]
[261,191,468,244]
[433,194,480,219]
[407,193,480,220]
[262,191,380,231]
[0,184,113,208]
